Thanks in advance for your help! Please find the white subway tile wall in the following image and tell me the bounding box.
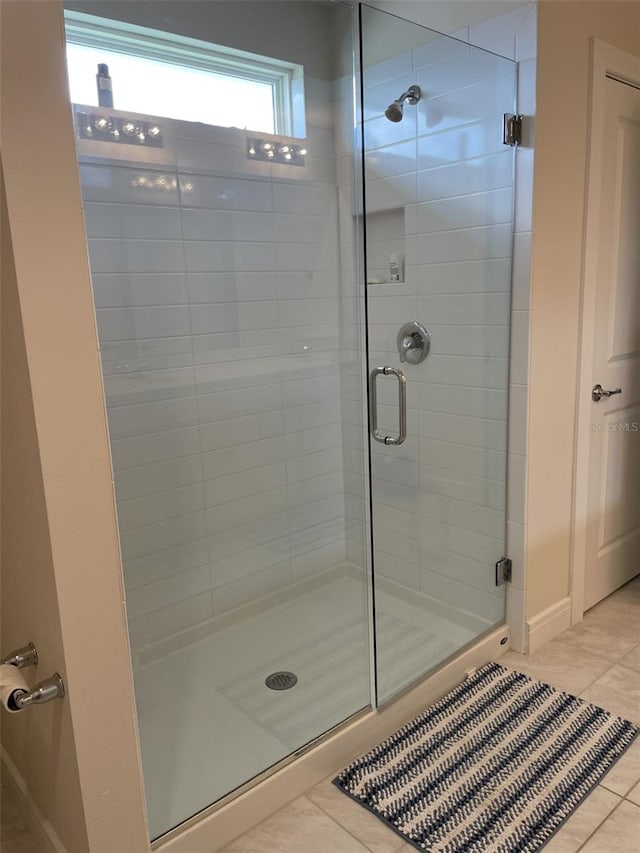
[78,74,362,652]
[360,18,523,650]
[362,4,535,660]
[76,2,535,658]
[332,73,368,575]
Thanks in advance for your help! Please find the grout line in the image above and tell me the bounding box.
[572,633,640,698]
[573,661,623,700]
[575,795,625,852]
[600,778,635,799]
[611,661,640,677]
[309,793,394,853]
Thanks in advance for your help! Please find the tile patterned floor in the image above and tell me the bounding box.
[222,575,640,852]
[1,576,638,852]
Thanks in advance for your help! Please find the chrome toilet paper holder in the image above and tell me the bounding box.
[1,642,38,668]
[1,642,65,709]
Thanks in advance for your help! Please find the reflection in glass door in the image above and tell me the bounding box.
[65,0,371,839]
[361,4,515,702]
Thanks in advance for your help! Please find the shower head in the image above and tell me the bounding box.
[384,102,404,123]
[384,85,421,122]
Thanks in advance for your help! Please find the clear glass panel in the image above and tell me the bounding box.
[361,5,515,703]
[65,42,278,132]
[64,1,370,839]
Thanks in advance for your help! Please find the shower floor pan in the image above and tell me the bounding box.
[134,568,483,839]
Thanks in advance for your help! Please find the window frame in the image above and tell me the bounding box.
[64,10,304,136]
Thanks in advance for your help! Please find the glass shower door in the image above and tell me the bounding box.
[361,5,516,702]
[64,0,371,839]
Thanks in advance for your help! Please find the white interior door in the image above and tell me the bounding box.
[584,76,640,610]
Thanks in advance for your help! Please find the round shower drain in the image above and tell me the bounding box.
[265,671,298,691]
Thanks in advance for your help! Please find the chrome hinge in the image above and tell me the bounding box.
[503,114,523,146]
[495,557,512,586]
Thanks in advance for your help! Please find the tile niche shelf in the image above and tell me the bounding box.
[365,207,406,285]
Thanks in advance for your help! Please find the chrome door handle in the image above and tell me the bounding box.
[369,366,406,445]
[592,384,622,402]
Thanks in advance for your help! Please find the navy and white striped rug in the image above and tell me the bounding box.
[334,662,638,852]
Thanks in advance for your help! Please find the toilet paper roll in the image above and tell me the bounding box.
[0,663,29,713]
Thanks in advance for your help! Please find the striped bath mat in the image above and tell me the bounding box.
[334,662,638,852]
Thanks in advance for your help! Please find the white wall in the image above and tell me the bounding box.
[65,0,336,79]
[372,1,531,40]
[526,0,640,625]
[351,3,536,645]
[1,3,149,849]
[76,67,360,651]
[71,0,537,655]
[452,2,537,652]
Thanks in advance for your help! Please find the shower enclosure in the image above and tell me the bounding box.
[64,0,516,840]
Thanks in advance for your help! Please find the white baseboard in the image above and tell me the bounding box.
[0,746,68,853]
[154,624,511,852]
[527,597,572,653]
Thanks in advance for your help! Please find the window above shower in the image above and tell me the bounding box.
[64,11,306,137]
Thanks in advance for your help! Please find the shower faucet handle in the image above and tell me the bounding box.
[397,322,430,365]
[398,335,413,362]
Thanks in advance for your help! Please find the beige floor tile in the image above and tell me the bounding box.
[220,796,370,853]
[220,578,640,850]
[563,617,638,662]
[620,643,640,674]
[600,738,640,797]
[612,574,640,602]
[0,768,54,853]
[541,834,584,853]
[579,800,640,852]
[627,780,640,807]
[309,779,404,853]
[499,636,612,696]
[580,664,640,725]
[584,587,640,647]
[542,786,620,853]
